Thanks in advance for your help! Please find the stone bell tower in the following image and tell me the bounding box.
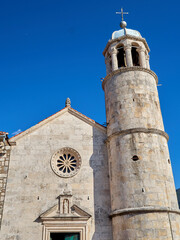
[103,11,180,240]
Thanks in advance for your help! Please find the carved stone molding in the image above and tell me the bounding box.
[136,46,145,53]
[57,191,72,215]
[109,47,118,55]
[51,147,82,178]
[123,44,132,50]
[40,195,91,240]
[106,128,169,142]
[103,34,150,56]
[110,206,180,217]
[65,98,71,107]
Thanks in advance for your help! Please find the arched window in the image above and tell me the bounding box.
[117,45,126,68]
[131,44,140,66]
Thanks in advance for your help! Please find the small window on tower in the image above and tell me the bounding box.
[131,47,140,66]
[117,46,126,68]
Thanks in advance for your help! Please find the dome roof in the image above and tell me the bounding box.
[112,28,142,40]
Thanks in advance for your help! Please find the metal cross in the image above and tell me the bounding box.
[116,8,129,21]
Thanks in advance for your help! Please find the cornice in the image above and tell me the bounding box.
[106,128,169,142]
[102,67,158,90]
[103,34,150,56]
[110,206,180,218]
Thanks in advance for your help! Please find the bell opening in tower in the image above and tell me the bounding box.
[117,47,126,68]
[131,46,140,66]
[50,232,80,240]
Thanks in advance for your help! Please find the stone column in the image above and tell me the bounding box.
[137,47,146,68]
[146,55,150,69]
[124,45,133,67]
[110,48,118,71]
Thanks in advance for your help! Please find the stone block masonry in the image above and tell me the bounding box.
[0,134,11,229]
[103,27,180,238]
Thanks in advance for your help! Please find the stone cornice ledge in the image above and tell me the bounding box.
[102,67,158,90]
[103,34,150,56]
[110,206,180,218]
[106,128,169,142]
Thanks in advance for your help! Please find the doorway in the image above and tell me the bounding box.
[50,233,80,240]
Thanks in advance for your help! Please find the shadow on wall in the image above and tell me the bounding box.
[89,127,112,240]
[177,189,180,208]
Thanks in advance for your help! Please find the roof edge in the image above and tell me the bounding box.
[67,108,106,133]
[9,107,106,142]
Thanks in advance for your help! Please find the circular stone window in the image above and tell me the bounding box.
[51,147,81,178]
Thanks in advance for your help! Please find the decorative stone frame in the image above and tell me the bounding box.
[42,221,87,240]
[40,199,91,240]
[51,147,82,178]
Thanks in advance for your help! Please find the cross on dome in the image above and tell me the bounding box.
[116,8,129,21]
[116,8,129,29]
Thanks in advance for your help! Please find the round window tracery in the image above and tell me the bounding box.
[51,147,81,178]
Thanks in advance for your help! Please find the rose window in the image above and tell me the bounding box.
[51,147,81,178]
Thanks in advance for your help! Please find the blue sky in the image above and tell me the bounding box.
[1,0,180,189]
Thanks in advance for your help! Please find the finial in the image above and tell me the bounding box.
[116,8,129,29]
[65,97,71,107]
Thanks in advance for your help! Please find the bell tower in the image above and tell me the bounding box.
[103,11,180,240]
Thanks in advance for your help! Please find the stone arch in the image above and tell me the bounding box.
[131,42,140,66]
[131,42,139,47]
[116,43,126,68]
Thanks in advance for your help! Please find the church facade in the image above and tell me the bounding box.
[0,18,180,240]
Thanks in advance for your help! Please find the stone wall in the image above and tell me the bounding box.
[0,110,112,240]
[112,212,180,240]
[0,135,10,229]
[103,69,164,136]
[103,68,180,239]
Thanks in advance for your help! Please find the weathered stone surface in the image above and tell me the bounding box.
[104,70,164,136]
[0,110,112,240]
[103,37,180,239]
[0,134,10,230]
